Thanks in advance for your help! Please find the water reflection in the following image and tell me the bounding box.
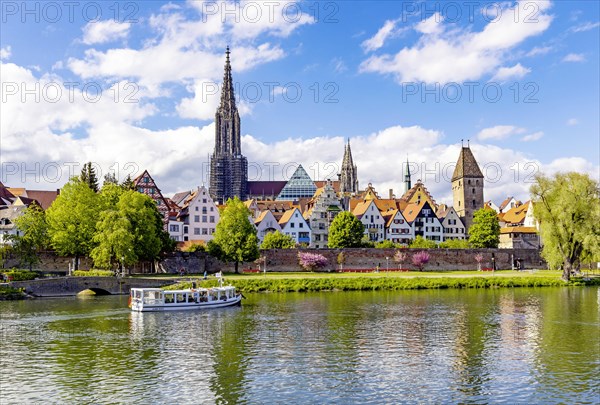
[0,288,598,403]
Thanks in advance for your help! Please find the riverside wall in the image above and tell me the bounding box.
[163,248,545,273]
[4,249,544,274]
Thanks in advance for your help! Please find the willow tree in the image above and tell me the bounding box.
[530,172,600,281]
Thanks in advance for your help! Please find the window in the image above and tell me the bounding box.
[209,216,215,223]
[472,200,476,207]
[138,187,144,193]
[290,223,295,228]
[194,215,200,222]
[210,207,214,212]
[202,216,207,222]
[194,228,200,235]
[195,206,199,211]
[299,223,303,228]
[144,177,149,183]
[202,228,208,235]
[202,207,207,214]
[169,224,179,232]
[472,188,475,194]
[203,199,207,203]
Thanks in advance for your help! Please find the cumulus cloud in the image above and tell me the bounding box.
[562,53,586,63]
[521,131,544,142]
[477,126,526,141]
[492,63,531,81]
[361,19,398,52]
[0,45,11,60]
[82,20,131,45]
[359,0,553,84]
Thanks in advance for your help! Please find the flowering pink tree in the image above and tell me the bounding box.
[411,251,430,272]
[394,250,407,270]
[298,252,329,272]
[474,253,484,271]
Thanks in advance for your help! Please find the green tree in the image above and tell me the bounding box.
[210,197,259,273]
[103,172,119,186]
[530,172,600,281]
[9,204,49,269]
[328,211,364,248]
[46,178,100,269]
[439,238,471,249]
[468,208,500,248]
[261,231,296,249]
[80,162,99,192]
[121,174,136,190]
[409,235,438,248]
[91,191,167,269]
[375,239,398,249]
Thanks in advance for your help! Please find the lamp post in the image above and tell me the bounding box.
[386,256,389,272]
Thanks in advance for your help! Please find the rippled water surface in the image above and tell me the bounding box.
[1,287,598,404]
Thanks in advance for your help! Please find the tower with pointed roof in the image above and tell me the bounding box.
[452,143,484,231]
[339,139,359,195]
[404,158,412,193]
[209,47,248,204]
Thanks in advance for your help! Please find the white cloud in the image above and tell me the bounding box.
[82,20,131,45]
[477,125,526,141]
[331,57,347,73]
[567,118,579,126]
[362,19,398,52]
[176,79,254,120]
[571,21,600,33]
[359,0,553,84]
[415,13,444,35]
[521,131,544,142]
[562,53,586,63]
[0,45,11,60]
[492,63,531,81]
[526,46,552,57]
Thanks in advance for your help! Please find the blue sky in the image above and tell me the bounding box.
[1,0,598,204]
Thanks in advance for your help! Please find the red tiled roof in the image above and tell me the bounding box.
[24,190,59,210]
[247,181,287,197]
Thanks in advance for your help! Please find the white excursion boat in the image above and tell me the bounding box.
[129,277,242,312]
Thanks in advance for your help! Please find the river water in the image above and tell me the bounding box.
[0,287,598,404]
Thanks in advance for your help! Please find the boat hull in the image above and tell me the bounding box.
[131,294,242,312]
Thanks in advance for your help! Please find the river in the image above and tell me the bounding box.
[0,287,598,404]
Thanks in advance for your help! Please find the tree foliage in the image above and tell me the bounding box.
[103,172,119,186]
[438,238,470,249]
[9,204,49,269]
[298,252,329,271]
[80,162,99,193]
[328,211,364,248]
[530,172,600,281]
[260,231,296,249]
[91,191,169,269]
[468,208,500,248]
[46,178,100,269]
[375,239,398,249]
[210,197,259,273]
[412,251,430,271]
[409,235,438,249]
[121,174,136,191]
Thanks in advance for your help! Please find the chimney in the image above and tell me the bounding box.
[389,189,393,199]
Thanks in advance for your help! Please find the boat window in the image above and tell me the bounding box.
[199,291,208,302]
[187,293,195,303]
[176,293,186,303]
[164,293,174,304]
[210,290,218,301]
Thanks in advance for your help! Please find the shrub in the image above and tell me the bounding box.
[412,251,431,271]
[1,269,39,281]
[410,236,438,249]
[375,240,398,249]
[393,251,407,269]
[73,270,115,277]
[298,252,329,271]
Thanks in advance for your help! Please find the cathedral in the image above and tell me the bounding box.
[209,47,248,204]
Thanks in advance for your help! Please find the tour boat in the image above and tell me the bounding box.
[129,278,241,312]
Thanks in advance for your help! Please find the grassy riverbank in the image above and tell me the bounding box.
[165,270,600,293]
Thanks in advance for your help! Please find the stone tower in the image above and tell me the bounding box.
[404,157,412,193]
[339,139,359,195]
[209,47,248,204]
[452,144,484,231]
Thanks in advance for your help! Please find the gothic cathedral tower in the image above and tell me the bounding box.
[452,144,484,231]
[209,47,248,204]
[339,139,359,195]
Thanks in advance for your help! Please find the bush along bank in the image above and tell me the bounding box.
[0,285,27,300]
[166,275,600,293]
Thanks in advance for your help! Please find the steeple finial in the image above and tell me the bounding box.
[461,139,464,147]
[467,139,470,147]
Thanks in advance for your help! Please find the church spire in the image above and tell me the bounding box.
[339,138,359,195]
[404,157,412,193]
[219,46,237,116]
[214,46,241,156]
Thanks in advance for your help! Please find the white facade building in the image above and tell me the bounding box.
[278,208,311,245]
